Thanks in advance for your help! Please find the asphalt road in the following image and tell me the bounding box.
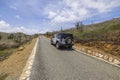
[29,36,120,80]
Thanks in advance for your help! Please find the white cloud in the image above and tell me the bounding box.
[81,0,120,13]
[48,11,57,19]
[15,15,21,19]
[45,0,120,23]
[0,20,11,29]
[10,5,18,10]
[0,20,38,34]
[39,28,51,34]
[11,26,39,34]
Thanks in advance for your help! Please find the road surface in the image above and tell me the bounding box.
[29,36,120,80]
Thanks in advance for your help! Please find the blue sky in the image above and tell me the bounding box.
[0,0,120,34]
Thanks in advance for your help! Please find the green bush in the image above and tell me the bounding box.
[0,50,13,61]
[109,23,120,30]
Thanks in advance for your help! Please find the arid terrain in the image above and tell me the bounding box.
[46,18,120,58]
[0,38,36,80]
[0,32,37,80]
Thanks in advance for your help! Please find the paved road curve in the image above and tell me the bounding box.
[30,36,120,80]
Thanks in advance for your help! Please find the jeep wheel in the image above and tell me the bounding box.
[51,40,53,45]
[56,42,60,49]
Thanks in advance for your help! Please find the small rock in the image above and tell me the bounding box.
[81,48,85,51]
[88,50,92,53]
[95,53,99,57]
[103,55,109,60]
[18,46,25,51]
[113,59,120,64]
[99,54,103,58]
[108,57,113,62]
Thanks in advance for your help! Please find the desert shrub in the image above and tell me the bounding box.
[116,38,120,42]
[8,34,14,39]
[0,43,19,50]
[0,73,8,80]
[109,23,120,31]
[0,44,7,50]
[0,35,1,40]
[0,50,13,61]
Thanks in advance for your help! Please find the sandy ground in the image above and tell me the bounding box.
[0,39,36,80]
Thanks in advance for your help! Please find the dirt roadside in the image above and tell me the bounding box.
[74,43,120,67]
[0,38,36,80]
[74,43,120,59]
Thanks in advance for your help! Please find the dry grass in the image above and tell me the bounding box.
[0,38,37,80]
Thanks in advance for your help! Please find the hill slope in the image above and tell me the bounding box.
[64,18,120,42]
[48,18,120,57]
[67,18,120,57]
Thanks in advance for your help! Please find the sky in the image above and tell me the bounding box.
[0,0,120,34]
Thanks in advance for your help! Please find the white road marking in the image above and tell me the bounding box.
[73,47,120,68]
[19,38,39,80]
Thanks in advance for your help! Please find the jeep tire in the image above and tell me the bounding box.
[56,42,60,49]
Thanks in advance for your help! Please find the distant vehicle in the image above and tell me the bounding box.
[51,33,74,49]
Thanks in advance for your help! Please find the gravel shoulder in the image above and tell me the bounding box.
[0,39,36,80]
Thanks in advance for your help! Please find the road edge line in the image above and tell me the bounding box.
[73,47,120,68]
[19,38,39,80]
